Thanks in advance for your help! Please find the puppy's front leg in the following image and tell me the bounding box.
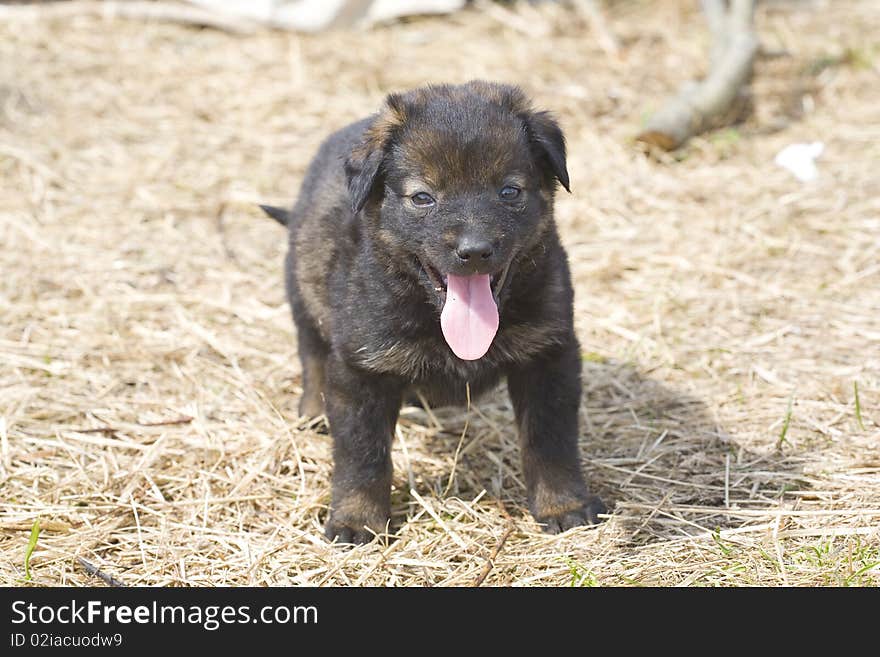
[323,355,403,544]
[507,339,606,533]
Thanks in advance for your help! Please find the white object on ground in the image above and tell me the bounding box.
[186,0,371,31]
[774,142,824,183]
[185,0,465,32]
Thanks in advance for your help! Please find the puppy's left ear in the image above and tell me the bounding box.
[346,93,407,214]
[525,111,570,193]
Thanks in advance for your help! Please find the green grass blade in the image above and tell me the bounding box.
[777,392,795,449]
[563,557,598,587]
[854,381,865,430]
[24,518,41,582]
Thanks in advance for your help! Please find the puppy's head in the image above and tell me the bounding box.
[345,81,569,360]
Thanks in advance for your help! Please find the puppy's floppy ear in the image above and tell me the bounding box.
[345,147,384,214]
[345,93,407,214]
[524,111,570,193]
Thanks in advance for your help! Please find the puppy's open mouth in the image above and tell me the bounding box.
[420,260,511,306]
[418,258,513,361]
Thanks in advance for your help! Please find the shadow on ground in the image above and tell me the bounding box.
[389,357,810,544]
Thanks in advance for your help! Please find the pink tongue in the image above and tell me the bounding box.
[440,273,499,360]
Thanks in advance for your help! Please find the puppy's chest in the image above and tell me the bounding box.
[349,318,569,381]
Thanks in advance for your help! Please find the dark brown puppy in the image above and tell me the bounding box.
[262,81,605,544]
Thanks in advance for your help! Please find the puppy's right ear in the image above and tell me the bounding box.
[345,94,407,214]
[345,147,385,215]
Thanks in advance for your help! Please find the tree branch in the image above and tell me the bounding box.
[637,0,758,151]
[0,1,260,34]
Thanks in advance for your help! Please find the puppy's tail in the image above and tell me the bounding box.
[258,204,291,227]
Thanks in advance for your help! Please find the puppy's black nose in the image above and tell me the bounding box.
[455,236,493,262]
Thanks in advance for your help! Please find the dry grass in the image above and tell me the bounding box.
[1,0,878,587]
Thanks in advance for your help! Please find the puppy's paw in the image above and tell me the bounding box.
[324,519,376,546]
[324,509,389,546]
[298,392,325,419]
[536,496,606,534]
[325,488,390,546]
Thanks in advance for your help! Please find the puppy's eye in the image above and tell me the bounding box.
[411,192,436,208]
[499,186,521,201]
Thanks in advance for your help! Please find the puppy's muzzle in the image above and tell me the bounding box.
[445,233,504,278]
[454,235,493,265]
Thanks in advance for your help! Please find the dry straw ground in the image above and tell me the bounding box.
[1,0,878,587]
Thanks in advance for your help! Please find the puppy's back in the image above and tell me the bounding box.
[289,117,372,233]
[287,117,373,339]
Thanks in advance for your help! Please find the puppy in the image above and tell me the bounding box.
[262,81,606,543]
